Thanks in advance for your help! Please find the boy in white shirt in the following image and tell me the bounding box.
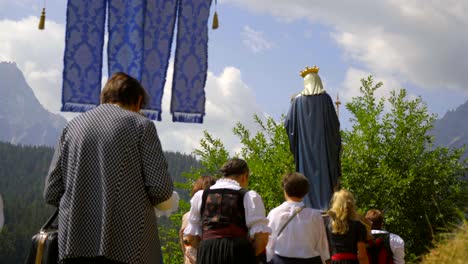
[267,173,330,264]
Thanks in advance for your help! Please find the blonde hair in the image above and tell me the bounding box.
[328,189,358,235]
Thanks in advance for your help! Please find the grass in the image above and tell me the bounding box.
[420,221,467,264]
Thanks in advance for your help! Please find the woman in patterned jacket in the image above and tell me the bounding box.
[44,72,174,264]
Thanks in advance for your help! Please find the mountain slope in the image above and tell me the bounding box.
[432,100,468,159]
[0,62,67,147]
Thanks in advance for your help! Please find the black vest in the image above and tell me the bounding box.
[200,188,248,240]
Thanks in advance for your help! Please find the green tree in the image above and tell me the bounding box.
[232,115,295,211]
[341,76,467,260]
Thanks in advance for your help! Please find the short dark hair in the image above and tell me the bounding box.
[100,72,149,107]
[282,172,309,198]
[365,209,384,230]
[191,175,217,197]
[219,158,249,178]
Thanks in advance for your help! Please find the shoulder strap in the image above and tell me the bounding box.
[277,205,305,237]
[379,232,393,261]
[238,188,248,197]
[237,188,249,229]
[40,208,58,231]
[199,189,210,216]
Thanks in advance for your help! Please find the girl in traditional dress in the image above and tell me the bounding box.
[179,176,217,264]
[326,190,369,264]
[183,158,271,264]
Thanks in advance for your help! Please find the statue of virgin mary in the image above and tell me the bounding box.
[284,66,342,210]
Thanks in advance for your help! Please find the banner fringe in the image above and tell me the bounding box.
[61,103,97,113]
[172,112,204,123]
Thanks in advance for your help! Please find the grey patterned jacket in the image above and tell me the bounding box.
[44,104,173,264]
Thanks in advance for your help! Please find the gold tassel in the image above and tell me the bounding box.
[212,11,219,30]
[38,8,46,30]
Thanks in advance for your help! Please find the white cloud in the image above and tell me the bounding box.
[156,65,265,154]
[0,16,65,113]
[241,25,273,53]
[225,0,468,91]
[338,67,398,104]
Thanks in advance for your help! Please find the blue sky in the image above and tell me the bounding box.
[1,0,468,154]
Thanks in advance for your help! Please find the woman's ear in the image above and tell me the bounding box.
[240,172,249,188]
[137,95,143,110]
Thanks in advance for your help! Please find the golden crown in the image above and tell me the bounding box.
[300,65,319,78]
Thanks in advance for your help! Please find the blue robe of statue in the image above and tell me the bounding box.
[284,92,341,210]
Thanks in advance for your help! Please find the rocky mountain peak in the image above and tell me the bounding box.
[0,61,67,147]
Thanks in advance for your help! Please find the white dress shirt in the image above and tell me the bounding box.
[266,201,329,263]
[183,178,271,238]
[371,229,405,264]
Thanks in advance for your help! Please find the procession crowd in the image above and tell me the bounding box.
[179,158,404,264]
[41,72,403,264]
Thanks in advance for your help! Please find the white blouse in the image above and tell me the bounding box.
[266,201,330,263]
[183,178,271,238]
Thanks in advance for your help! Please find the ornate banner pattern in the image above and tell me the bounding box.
[62,0,211,123]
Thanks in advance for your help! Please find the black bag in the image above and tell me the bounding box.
[25,209,59,264]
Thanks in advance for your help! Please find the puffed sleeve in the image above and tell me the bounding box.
[141,121,173,205]
[154,191,180,217]
[315,213,330,263]
[390,233,405,264]
[183,190,204,236]
[44,130,66,207]
[244,190,272,238]
[266,208,279,262]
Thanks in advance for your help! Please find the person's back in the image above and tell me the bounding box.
[267,173,329,264]
[365,210,405,264]
[44,72,173,264]
[366,231,393,264]
[183,158,271,264]
[326,190,369,264]
[326,219,367,260]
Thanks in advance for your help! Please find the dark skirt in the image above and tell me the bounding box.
[197,237,256,264]
[270,254,322,264]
